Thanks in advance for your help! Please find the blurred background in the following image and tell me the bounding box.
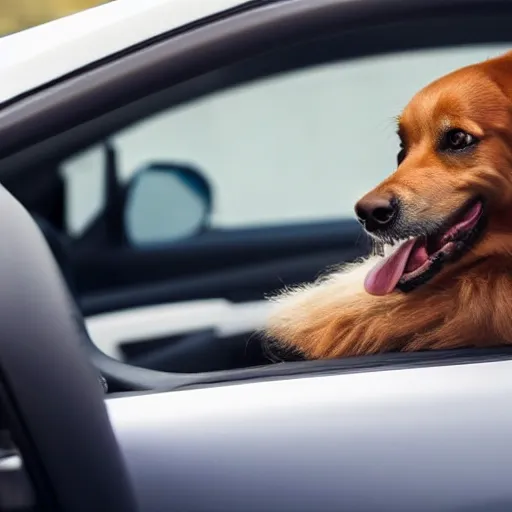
[0,0,109,36]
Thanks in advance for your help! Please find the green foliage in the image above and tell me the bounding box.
[0,0,109,36]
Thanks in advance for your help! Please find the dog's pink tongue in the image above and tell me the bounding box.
[364,239,418,296]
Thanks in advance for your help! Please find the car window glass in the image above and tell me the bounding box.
[60,43,511,240]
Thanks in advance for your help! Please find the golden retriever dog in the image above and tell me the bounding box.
[265,50,512,360]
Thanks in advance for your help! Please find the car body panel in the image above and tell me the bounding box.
[107,359,512,511]
[0,0,252,104]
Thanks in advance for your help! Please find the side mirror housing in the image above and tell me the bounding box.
[124,162,212,247]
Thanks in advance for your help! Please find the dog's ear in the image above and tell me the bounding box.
[494,50,512,61]
[481,50,512,100]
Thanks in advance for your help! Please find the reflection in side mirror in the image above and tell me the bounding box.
[124,163,212,247]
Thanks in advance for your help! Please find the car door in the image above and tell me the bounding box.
[1,0,512,373]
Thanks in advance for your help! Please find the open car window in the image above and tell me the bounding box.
[2,4,512,381]
[54,41,511,371]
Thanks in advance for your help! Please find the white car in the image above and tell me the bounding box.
[0,0,512,511]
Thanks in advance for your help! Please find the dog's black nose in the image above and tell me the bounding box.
[355,194,398,232]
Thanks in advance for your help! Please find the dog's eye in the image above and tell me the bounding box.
[442,129,478,152]
[397,148,406,166]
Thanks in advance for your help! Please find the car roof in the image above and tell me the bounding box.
[0,0,252,105]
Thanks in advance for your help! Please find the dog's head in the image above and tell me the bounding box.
[356,50,512,296]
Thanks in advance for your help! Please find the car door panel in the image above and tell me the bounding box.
[80,219,367,369]
[75,219,369,313]
[86,298,271,360]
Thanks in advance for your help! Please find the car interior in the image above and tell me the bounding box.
[1,29,387,384]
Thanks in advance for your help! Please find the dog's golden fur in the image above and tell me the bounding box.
[265,50,512,359]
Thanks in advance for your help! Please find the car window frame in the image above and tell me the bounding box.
[1,0,512,391]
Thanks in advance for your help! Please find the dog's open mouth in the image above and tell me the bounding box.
[364,199,486,296]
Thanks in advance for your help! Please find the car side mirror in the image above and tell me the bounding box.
[123,162,212,247]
